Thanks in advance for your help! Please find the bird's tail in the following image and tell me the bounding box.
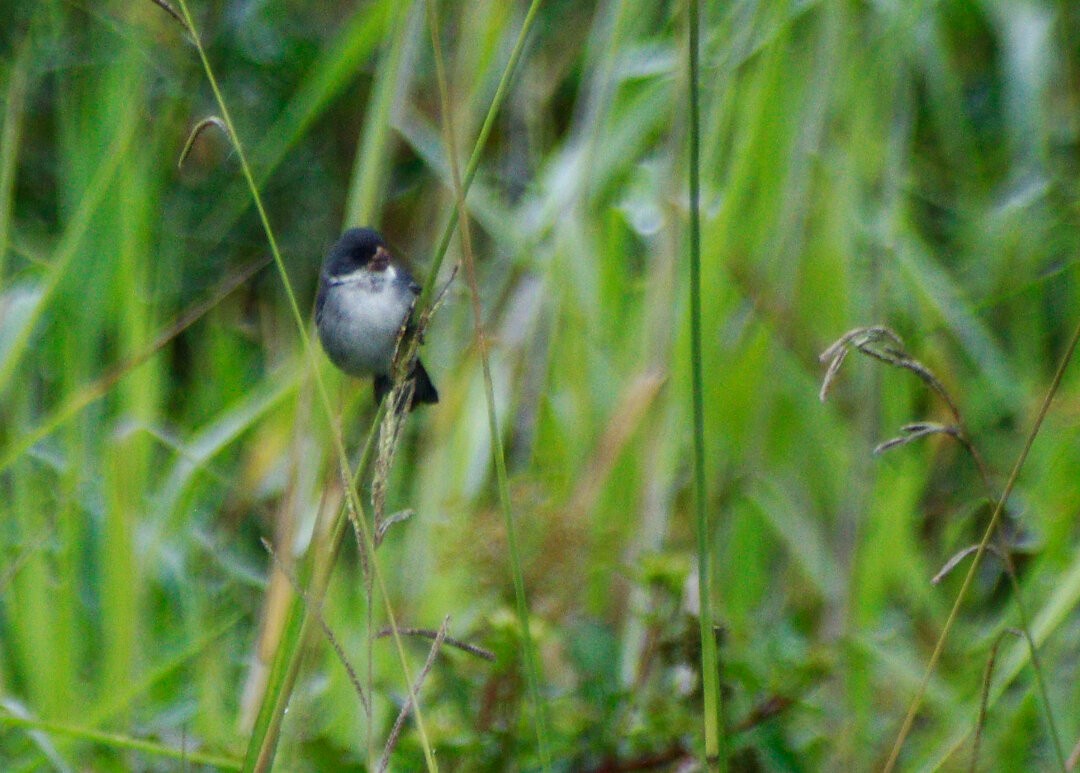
[374,359,439,412]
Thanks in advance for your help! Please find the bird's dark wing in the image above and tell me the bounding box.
[405,269,422,296]
[397,266,424,337]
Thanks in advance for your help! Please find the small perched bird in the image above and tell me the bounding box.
[316,227,438,410]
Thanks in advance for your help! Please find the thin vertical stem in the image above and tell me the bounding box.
[163,3,436,769]
[688,0,725,769]
[418,1,545,310]
[425,1,551,766]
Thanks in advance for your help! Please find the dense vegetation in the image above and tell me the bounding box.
[3,1,1080,770]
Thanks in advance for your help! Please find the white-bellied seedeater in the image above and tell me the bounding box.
[316,227,438,411]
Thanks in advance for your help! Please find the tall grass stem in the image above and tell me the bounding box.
[166,2,435,769]
[425,1,551,766]
[687,0,725,768]
[418,0,544,309]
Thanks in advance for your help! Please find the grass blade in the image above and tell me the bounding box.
[687,0,726,768]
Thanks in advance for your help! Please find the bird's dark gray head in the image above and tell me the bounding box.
[324,227,389,276]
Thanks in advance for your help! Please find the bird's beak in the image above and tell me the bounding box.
[371,246,391,271]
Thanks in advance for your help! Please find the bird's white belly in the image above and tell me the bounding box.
[319,278,410,376]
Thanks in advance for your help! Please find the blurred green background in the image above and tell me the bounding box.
[3,0,1080,770]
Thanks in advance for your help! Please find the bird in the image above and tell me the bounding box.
[316,227,438,411]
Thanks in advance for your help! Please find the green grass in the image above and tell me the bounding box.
[3,1,1080,770]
